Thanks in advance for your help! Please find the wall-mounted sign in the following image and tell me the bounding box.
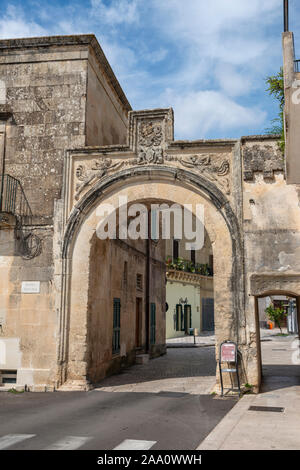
[220,342,236,362]
[21,281,40,294]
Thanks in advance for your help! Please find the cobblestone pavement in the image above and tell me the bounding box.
[94,347,217,395]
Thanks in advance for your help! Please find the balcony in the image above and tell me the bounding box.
[166,257,213,277]
[0,174,32,225]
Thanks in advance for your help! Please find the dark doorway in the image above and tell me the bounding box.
[202,298,215,332]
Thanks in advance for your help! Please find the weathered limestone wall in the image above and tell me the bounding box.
[86,49,128,146]
[0,36,130,389]
[242,135,300,388]
[87,237,148,383]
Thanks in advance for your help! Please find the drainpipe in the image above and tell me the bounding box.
[0,125,6,212]
[145,210,151,353]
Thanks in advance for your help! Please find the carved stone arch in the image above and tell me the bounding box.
[57,166,245,389]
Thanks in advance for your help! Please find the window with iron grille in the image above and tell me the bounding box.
[150,303,156,345]
[112,298,121,354]
[136,273,143,291]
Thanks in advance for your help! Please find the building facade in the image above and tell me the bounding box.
[165,236,214,339]
[0,33,299,392]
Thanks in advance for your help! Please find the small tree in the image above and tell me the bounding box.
[265,303,287,333]
[265,68,285,153]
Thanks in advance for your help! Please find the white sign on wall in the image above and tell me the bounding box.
[21,281,40,294]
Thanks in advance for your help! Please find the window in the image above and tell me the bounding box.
[136,273,143,291]
[175,304,182,331]
[112,298,121,354]
[184,305,192,334]
[191,249,196,265]
[173,239,179,260]
[150,303,156,345]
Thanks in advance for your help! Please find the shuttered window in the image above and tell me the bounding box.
[184,305,192,334]
[175,304,182,331]
[150,303,156,345]
[112,298,121,354]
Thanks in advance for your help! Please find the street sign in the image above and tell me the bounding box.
[21,281,40,294]
[220,342,236,362]
[219,340,241,397]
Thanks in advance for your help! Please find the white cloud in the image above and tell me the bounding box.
[161,89,266,139]
[0,5,46,38]
[90,0,140,25]
[0,0,286,139]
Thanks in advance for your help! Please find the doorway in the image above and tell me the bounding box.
[255,292,300,391]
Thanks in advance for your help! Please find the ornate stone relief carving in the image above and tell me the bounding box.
[243,144,284,181]
[73,113,231,201]
[136,120,164,165]
[75,159,125,200]
[165,154,231,194]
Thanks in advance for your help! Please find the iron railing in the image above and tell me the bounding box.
[0,174,32,221]
[294,60,300,73]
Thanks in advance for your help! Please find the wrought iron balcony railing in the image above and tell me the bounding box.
[0,174,32,222]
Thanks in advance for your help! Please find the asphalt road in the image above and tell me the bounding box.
[0,386,236,450]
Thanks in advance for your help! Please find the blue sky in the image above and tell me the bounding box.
[0,0,300,140]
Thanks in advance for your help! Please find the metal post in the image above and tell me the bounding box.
[284,0,289,32]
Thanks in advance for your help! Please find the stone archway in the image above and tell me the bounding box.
[56,167,245,390]
[250,274,300,390]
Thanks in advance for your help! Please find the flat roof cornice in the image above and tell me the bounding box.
[0,34,131,112]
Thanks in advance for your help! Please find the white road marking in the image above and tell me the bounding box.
[45,436,91,450]
[113,439,157,450]
[0,434,36,450]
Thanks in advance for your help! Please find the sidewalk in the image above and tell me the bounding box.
[166,332,215,348]
[198,330,300,450]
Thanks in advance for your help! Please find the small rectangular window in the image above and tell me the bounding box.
[112,298,121,354]
[136,273,143,291]
[191,249,196,265]
[173,239,179,260]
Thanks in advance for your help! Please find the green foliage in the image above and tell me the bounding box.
[165,257,211,276]
[265,68,285,153]
[7,388,24,394]
[265,303,287,333]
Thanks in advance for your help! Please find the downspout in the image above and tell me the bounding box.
[145,210,151,353]
[0,124,6,212]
